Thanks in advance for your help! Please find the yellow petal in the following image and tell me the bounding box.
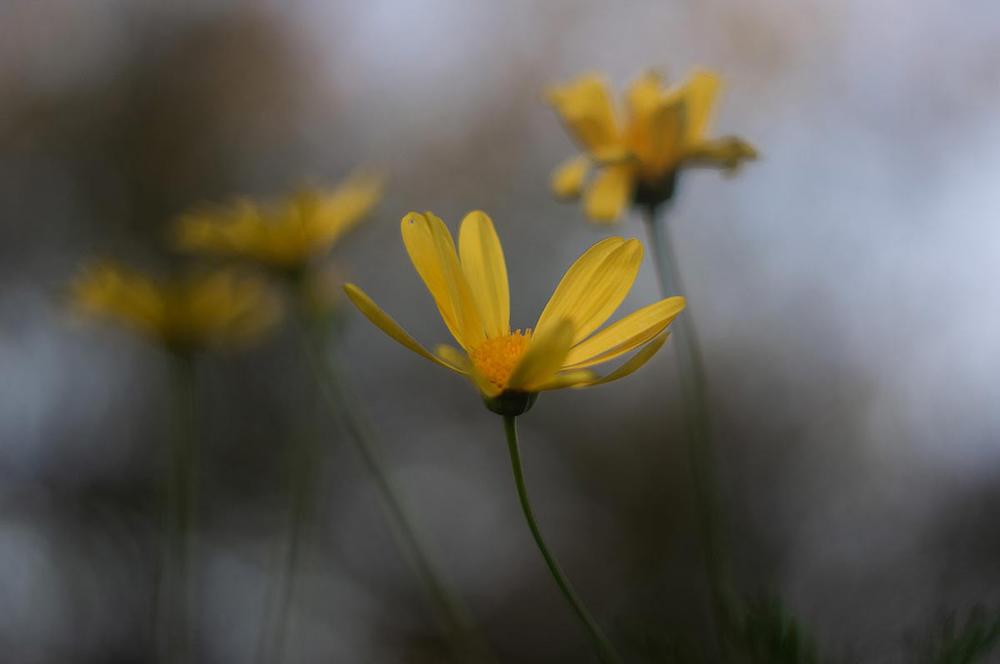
[626,71,670,155]
[548,73,621,155]
[535,237,622,336]
[181,270,282,348]
[583,164,635,223]
[425,212,487,347]
[458,211,510,338]
[535,237,643,345]
[577,331,670,388]
[435,344,501,398]
[683,69,721,143]
[342,283,463,373]
[564,296,685,368]
[401,212,485,349]
[72,262,167,338]
[682,136,759,172]
[506,318,575,393]
[642,96,686,178]
[551,155,590,199]
[626,71,667,122]
[300,170,383,249]
[534,369,597,391]
[562,239,644,343]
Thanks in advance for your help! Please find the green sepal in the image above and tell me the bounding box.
[483,390,538,417]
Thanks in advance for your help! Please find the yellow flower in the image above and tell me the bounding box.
[173,171,382,272]
[343,211,685,414]
[72,261,282,352]
[548,69,758,223]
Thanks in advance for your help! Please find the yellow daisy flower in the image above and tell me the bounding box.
[72,261,281,352]
[343,211,685,414]
[173,171,382,272]
[548,69,757,223]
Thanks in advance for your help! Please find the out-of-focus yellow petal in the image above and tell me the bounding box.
[550,156,590,199]
[506,318,575,392]
[401,212,485,349]
[576,331,670,388]
[583,164,634,223]
[682,136,759,172]
[435,344,501,398]
[642,97,686,177]
[181,270,282,349]
[564,296,685,368]
[307,171,383,245]
[626,71,667,121]
[458,211,510,338]
[173,170,380,270]
[72,262,167,338]
[343,283,463,373]
[548,73,621,155]
[683,69,721,143]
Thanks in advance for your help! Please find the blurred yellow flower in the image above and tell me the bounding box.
[174,171,382,272]
[344,211,685,413]
[548,69,757,223]
[72,261,281,352]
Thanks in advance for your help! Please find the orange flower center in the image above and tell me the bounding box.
[469,330,532,390]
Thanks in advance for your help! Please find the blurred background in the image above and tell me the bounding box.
[2,0,999,662]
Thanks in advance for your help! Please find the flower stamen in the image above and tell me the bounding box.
[469,329,532,390]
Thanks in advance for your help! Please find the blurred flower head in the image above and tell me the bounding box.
[71,261,282,352]
[173,171,382,272]
[344,211,685,415]
[548,69,757,223]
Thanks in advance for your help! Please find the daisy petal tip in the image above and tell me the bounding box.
[342,282,364,299]
[461,209,493,229]
[400,211,428,229]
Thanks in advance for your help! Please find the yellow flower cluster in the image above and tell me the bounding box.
[72,261,281,352]
[549,69,757,223]
[74,171,382,351]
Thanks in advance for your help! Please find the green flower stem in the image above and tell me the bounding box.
[644,208,735,657]
[161,351,199,664]
[254,406,317,664]
[300,322,497,664]
[502,415,624,664]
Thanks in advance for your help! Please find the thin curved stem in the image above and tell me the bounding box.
[644,209,735,658]
[502,416,624,664]
[300,323,496,664]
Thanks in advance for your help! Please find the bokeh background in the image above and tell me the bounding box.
[2,1,999,662]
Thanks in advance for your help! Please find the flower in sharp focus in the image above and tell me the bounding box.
[548,69,758,223]
[173,171,382,273]
[343,211,685,415]
[71,261,282,352]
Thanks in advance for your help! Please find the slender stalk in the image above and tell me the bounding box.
[644,208,734,658]
[502,416,624,664]
[299,322,496,664]
[161,351,199,664]
[254,413,317,664]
